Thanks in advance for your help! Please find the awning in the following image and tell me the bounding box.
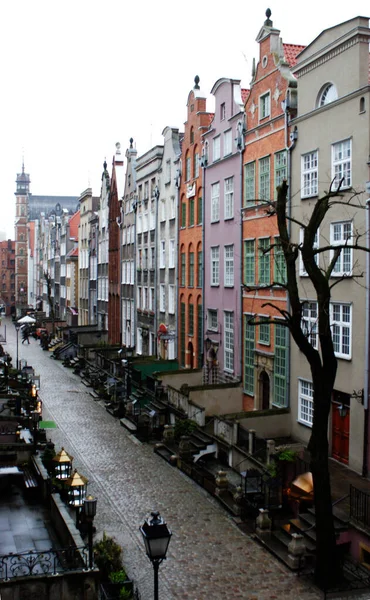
[39,420,57,429]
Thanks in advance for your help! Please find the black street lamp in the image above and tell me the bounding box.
[64,469,88,527]
[32,410,39,454]
[52,447,73,480]
[140,511,172,600]
[84,495,97,569]
[15,323,21,370]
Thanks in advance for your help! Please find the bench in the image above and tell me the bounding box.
[120,418,137,433]
[23,467,38,489]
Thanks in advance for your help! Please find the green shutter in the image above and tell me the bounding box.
[273,324,288,407]
[244,317,255,395]
[180,302,186,367]
[197,304,203,368]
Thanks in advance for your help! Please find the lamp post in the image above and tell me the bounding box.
[15,323,21,370]
[140,511,172,600]
[31,410,39,454]
[64,469,88,527]
[84,495,97,569]
[52,447,73,480]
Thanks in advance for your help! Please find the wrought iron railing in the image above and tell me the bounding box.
[0,545,89,581]
[350,484,370,530]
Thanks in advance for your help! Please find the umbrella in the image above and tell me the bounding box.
[17,315,36,324]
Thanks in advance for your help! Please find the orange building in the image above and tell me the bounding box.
[178,77,212,369]
[0,239,15,315]
[242,11,304,410]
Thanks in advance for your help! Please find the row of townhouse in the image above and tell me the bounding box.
[17,11,370,476]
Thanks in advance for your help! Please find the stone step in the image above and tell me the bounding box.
[290,517,317,542]
[280,523,316,553]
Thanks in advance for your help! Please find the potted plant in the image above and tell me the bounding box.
[94,533,134,599]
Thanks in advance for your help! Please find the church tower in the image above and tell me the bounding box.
[15,161,30,311]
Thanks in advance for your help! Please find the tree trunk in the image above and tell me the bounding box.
[308,371,342,589]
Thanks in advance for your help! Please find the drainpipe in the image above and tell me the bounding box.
[239,142,244,381]
[363,198,370,476]
[133,198,138,352]
[175,165,180,362]
[201,146,207,371]
[154,185,160,358]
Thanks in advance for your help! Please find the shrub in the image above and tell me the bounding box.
[174,419,197,442]
[109,569,127,584]
[94,532,123,580]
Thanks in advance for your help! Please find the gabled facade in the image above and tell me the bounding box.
[157,126,181,360]
[134,145,163,355]
[78,189,99,326]
[108,144,125,344]
[242,12,303,410]
[0,240,15,315]
[178,77,211,369]
[290,16,370,474]
[97,161,110,331]
[121,139,137,349]
[202,78,247,381]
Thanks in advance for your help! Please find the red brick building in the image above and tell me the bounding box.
[108,145,125,345]
[14,163,30,312]
[178,77,212,369]
[242,11,303,410]
[0,239,15,315]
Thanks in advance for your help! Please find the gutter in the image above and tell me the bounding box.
[363,198,370,476]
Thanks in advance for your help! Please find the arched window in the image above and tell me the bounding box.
[360,97,365,113]
[193,145,199,179]
[318,83,338,107]
[190,127,194,145]
[185,151,191,181]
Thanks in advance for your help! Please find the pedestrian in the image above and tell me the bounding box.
[21,325,30,345]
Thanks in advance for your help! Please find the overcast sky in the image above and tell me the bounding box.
[1,1,369,240]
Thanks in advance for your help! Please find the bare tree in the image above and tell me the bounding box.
[43,271,55,335]
[248,179,367,589]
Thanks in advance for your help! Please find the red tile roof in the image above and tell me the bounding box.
[283,43,306,67]
[69,210,80,240]
[67,247,79,258]
[241,88,250,104]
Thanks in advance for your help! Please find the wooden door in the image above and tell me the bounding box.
[331,402,350,464]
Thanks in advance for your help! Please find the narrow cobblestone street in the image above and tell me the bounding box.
[2,319,327,599]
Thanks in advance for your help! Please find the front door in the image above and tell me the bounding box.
[331,391,350,464]
[259,371,270,410]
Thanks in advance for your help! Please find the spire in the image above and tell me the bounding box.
[194,75,200,90]
[130,138,133,148]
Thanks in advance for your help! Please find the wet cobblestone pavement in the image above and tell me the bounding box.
[5,319,370,599]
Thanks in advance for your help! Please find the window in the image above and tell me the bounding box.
[330,221,352,276]
[318,83,338,107]
[137,328,143,354]
[208,309,218,331]
[299,228,319,276]
[149,287,154,310]
[169,239,175,268]
[180,302,186,366]
[197,197,202,224]
[197,250,202,287]
[181,202,186,228]
[258,238,270,285]
[330,303,352,359]
[188,303,194,335]
[274,324,288,407]
[143,287,148,309]
[185,155,191,181]
[224,311,234,372]
[301,151,318,197]
[189,251,194,287]
[150,247,155,269]
[169,285,175,314]
[274,237,286,285]
[189,198,195,226]
[244,162,255,207]
[211,246,220,286]
[211,183,220,222]
[224,130,232,157]
[144,181,149,199]
[137,286,142,309]
[259,320,270,345]
[194,152,199,178]
[160,284,166,312]
[298,379,314,426]
[301,301,318,349]
[160,240,166,268]
[220,102,226,120]
[213,136,221,162]
[166,159,171,183]
[244,317,255,394]
[259,156,270,201]
[332,139,351,189]
[224,177,234,219]
[181,252,186,286]
[190,127,194,144]
[244,239,255,285]
[224,245,234,287]
[274,151,287,196]
[260,92,271,119]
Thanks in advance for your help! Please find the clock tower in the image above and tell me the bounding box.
[15,161,30,311]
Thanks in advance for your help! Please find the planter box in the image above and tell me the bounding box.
[100,580,134,599]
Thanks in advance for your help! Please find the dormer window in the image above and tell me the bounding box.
[318,83,338,107]
[220,103,226,120]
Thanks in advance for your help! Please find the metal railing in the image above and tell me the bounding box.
[0,545,89,581]
[350,484,370,530]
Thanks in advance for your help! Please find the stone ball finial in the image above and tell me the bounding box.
[266,8,271,18]
[264,8,272,26]
[130,137,133,147]
[103,160,107,171]
[194,75,200,90]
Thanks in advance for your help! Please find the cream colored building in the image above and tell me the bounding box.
[290,16,370,474]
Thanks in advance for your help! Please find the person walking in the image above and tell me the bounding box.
[21,325,30,344]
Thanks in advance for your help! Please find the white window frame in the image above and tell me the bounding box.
[224,177,234,219]
[137,328,143,355]
[169,239,175,268]
[301,301,318,349]
[259,156,270,201]
[298,379,314,427]
[208,309,218,331]
[211,182,220,222]
[330,302,352,360]
[332,139,351,190]
[301,151,318,198]
[168,285,175,314]
[223,129,232,157]
[211,246,220,286]
[330,221,353,277]
[224,311,234,373]
[224,244,234,287]
[160,240,166,269]
[259,91,271,120]
[149,287,154,311]
[137,286,142,309]
[160,284,166,312]
[213,136,221,162]
[299,227,319,276]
